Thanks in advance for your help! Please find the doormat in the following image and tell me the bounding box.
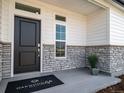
[5,75,64,93]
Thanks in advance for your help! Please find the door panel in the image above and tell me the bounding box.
[14,16,41,74]
[20,52,36,66]
[20,21,36,46]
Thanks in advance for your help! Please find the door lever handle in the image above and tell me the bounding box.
[37,43,40,52]
[38,48,40,52]
[37,43,40,57]
[38,43,40,48]
[37,49,40,57]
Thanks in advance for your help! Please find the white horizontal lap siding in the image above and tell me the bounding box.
[1,0,10,42]
[0,0,1,38]
[87,9,108,46]
[42,9,55,45]
[2,0,87,46]
[41,3,87,46]
[0,0,2,81]
[110,9,124,45]
[67,14,87,46]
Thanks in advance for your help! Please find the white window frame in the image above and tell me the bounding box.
[55,20,67,59]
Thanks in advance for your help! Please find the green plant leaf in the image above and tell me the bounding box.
[87,54,98,68]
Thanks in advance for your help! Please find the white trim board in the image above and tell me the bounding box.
[10,0,43,77]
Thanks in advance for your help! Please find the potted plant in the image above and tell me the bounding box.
[88,54,99,75]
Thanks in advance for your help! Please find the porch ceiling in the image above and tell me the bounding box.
[40,0,101,15]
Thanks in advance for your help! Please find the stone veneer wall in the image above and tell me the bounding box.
[0,44,124,80]
[2,43,11,78]
[42,45,85,72]
[0,42,11,80]
[0,44,2,81]
[110,46,124,76]
[85,46,111,73]
[86,46,124,76]
[0,43,11,80]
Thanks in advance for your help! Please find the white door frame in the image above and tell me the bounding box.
[10,0,43,77]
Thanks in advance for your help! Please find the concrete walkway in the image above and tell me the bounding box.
[0,68,121,93]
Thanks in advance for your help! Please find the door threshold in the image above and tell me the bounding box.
[13,71,41,78]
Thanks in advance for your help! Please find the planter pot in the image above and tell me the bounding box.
[91,68,99,75]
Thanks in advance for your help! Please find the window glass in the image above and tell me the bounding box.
[55,15,66,57]
[56,24,65,40]
[55,15,66,22]
[15,3,40,14]
[56,42,65,57]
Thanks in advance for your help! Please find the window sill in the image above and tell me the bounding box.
[55,57,67,59]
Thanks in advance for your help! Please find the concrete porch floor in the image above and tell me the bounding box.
[0,68,121,93]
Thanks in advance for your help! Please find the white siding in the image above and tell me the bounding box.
[93,0,124,45]
[1,0,11,42]
[87,9,108,46]
[2,0,87,46]
[38,3,87,46]
[110,9,124,45]
[0,0,2,81]
[67,13,87,46]
[0,0,1,38]
[41,8,55,45]
[2,0,111,46]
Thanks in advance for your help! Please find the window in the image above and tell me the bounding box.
[56,41,65,57]
[15,3,40,14]
[55,24,66,57]
[55,15,66,22]
[56,24,65,40]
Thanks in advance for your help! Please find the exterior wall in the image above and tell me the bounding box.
[0,0,124,80]
[109,5,124,75]
[0,0,2,40]
[87,8,108,46]
[2,43,11,78]
[67,14,86,46]
[42,9,87,46]
[42,45,85,72]
[94,0,124,76]
[85,45,124,76]
[0,0,87,79]
[85,46,110,73]
[2,0,87,46]
[0,0,2,81]
[37,3,87,46]
[1,0,11,42]
[94,0,124,45]
[110,9,124,45]
[0,43,11,79]
[0,44,2,81]
[110,46,124,76]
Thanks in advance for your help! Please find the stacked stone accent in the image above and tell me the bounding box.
[85,46,110,73]
[85,46,124,76]
[0,44,2,81]
[110,46,124,76]
[0,43,124,80]
[42,45,85,72]
[42,45,124,76]
[0,42,11,80]
[2,43,11,78]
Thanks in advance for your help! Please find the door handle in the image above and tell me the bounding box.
[37,43,40,57]
[38,43,40,48]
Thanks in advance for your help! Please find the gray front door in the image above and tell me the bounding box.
[14,16,41,74]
